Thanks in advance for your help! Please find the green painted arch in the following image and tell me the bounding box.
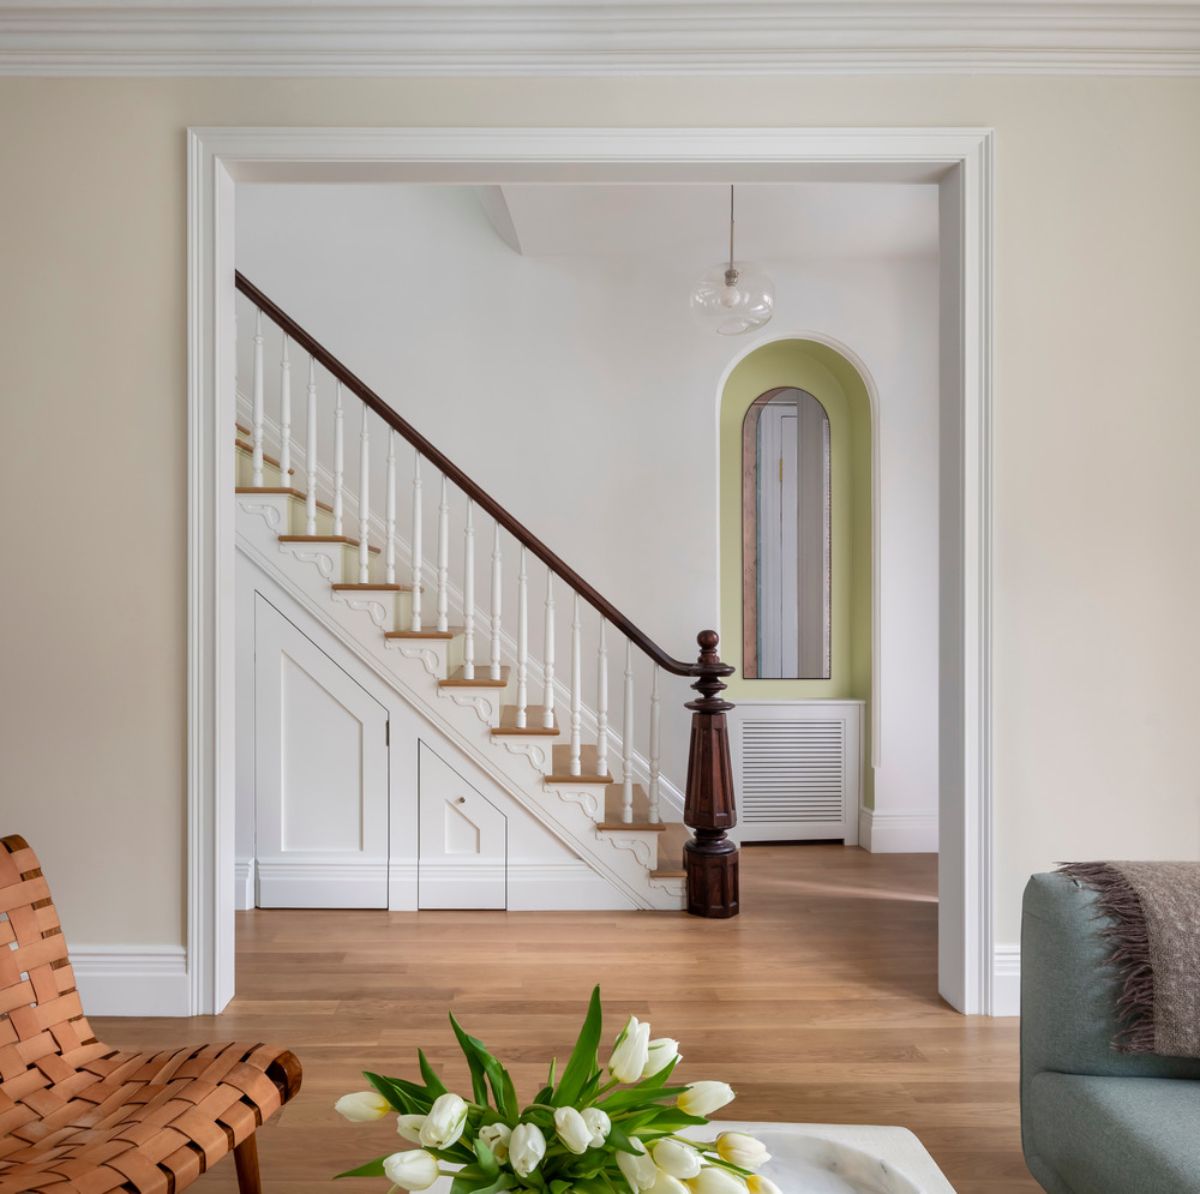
[718,337,874,707]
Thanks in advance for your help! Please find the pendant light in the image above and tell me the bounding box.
[689,185,774,335]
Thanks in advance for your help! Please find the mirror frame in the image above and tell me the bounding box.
[741,386,832,680]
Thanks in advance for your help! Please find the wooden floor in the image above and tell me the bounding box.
[93,846,1035,1193]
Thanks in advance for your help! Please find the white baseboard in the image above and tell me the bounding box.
[992,943,1021,1016]
[69,945,190,1017]
[256,858,389,908]
[234,857,255,911]
[858,805,938,853]
[507,859,637,910]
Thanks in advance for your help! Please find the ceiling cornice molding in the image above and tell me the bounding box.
[3,2,1200,77]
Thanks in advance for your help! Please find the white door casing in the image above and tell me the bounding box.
[254,594,390,908]
[418,742,507,909]
[190,126,995,1014]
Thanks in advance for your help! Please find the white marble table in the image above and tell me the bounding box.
[689,1121,956,1193]
[426,1120,956,1193]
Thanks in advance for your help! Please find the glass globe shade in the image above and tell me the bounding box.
[689,262,775,335]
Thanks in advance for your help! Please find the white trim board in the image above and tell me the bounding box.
[189,125,995,1013]
[858,805,938,854]
[5,4,1200,76]
[993,944,1021,1018]
[69,945,190,1018]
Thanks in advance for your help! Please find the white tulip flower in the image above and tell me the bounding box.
[651,1139,702,1179]
[746,1176,782,1194]
[642,1038,682,1079]
[510,1123,547,1178]
[688,1166,748,1194]
[676,1081,735,1117]
[418,1092,468,1150]
[715,1133,770,1170]
[554,1106,593,1155]
[478,1122,512,1163]
[581,1107,611,1147]
[647,1170,691,1194]
[616,1140,658,1192]
[334,1091,391,1122]
[382,1149,440,1191]
[395,1114,426,1143]
[609,1016,652,1083]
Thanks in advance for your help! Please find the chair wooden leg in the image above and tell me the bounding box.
[233,1135,263,1194]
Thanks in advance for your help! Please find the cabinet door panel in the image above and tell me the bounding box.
[418,742,506,909]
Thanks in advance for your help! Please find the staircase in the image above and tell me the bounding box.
[233,272,739,916]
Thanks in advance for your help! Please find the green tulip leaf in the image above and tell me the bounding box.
[334,1155,389,1179]
[551,986,602,1107]
[364,1071,431,1115]
[449,1012,492,1105]
[418,1049,449,1098]
[474,1137,499,1178]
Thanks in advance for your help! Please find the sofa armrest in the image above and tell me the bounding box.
[1020,873,1200,1178]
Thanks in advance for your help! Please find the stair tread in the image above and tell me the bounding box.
[236,486,334,514]
[598,784,666,830]
[332,582,411,591]
[385,627,463,640]
[440,666,510,688]
[235,437,294,475]
[278,534,381,554]
[491,705,560,736]
[546,743,613,785]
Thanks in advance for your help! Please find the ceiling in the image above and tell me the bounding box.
[491,183,939,263]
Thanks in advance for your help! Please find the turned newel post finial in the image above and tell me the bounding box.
[682,629,739,919]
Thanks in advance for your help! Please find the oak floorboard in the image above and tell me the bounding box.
[92,844,1035,1193]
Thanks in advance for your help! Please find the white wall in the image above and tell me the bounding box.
[235,183,941,837]
[3,75,1198,958]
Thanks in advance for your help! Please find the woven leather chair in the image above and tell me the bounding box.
[0,835,301,1193]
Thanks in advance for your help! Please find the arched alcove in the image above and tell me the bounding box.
[719,337,874,707]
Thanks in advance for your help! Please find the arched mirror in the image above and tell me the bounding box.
[742,387,832,679]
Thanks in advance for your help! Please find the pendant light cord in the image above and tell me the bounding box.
[726,184,738,287]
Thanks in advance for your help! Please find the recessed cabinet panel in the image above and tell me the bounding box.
[418,742,507,910]
[254,594,389,908]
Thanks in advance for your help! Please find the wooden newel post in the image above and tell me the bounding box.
[683,630,739,918]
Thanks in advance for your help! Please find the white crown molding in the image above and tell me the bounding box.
[3,2,1200,77]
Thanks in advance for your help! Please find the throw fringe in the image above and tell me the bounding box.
[1058,862,1157,1053]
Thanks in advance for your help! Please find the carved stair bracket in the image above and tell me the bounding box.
[331,589,391,628]
[683,630,740,919]
[444,690,497,725]
[500,739,548,774]
[237,499,283,531]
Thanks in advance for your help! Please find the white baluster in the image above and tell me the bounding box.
[649,665,662,824]
[462,499,476,679]
[304,356,318,536]
[332,383,345,536]
[489,522,503,681]
[595,619,609,779]
[357,404,371,584]
[436,476,449,633]
[516,549,529,726]
[622,639,635,822]
[570,594,582,777]
[251,308,264,487]
[278,334,291,483]
[385,431,397,584]
[410,449,423,631]
[542,571,556,729]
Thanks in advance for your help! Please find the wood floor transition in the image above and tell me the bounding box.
[92,845,1035,1193]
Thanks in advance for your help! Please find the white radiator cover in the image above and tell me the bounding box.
[728,701,863,844]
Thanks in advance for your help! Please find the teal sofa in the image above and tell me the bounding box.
[1021,872,1200,1192]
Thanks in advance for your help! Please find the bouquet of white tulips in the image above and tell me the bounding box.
[334,986,778,1194]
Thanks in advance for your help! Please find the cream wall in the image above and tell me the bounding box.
[1,76,1198,950]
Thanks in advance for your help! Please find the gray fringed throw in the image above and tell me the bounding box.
[1059,861,1200,1058]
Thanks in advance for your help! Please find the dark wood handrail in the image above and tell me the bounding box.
[236,270,731,682]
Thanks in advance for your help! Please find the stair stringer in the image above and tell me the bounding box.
[236,494,685,911]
